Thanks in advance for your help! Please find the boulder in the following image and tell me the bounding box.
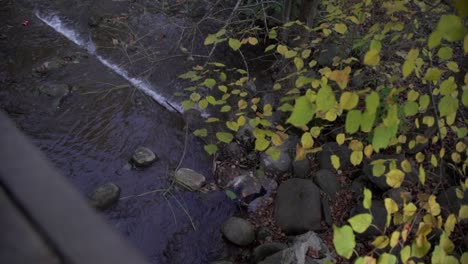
[293,158,311,179]
[260,150,292,173]
[314,169,340,198]
[316,143,351,170]
[89,182,121,210]
[274,179,322,235]
[131,146,157,167]
[221,217,255,246]
[174,168,206,191]
[259,232,334,264]
[256,226,273,241]
[225,174,277,206]
[253,242,288,263]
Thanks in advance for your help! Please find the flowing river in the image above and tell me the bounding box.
[0,0,237,263]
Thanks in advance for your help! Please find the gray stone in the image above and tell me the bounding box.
[275,179,322,235]
[174,168,206,191]
[226,174,277,206]
[253,242,288,263]
[38,83,70,97]
[321,198,333,227]
[259,232,334,264]
[314,169,340,198]
[257,226,273,241]
[316,143,351,170]
[293,158,311,178]
[351,175,367,194]
[131,146,157,167]
[89,182,121,210]
[260,150,292,173]
[352,200,387,237]
[221,217,255,246]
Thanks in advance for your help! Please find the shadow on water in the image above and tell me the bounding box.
[0,0,237,263]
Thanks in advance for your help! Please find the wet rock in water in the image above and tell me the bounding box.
[275,179,322,235]
[352,200,387,237]
[131,146,157,167]
[314,169,340,198]
[293,158,311,179]
[259,232,334,264]
[38,83,70,98]
[253,242,288,263]
[316,142,351,170]
[209,261,233,264]
[89,182,121,210]
[221,217,255,246]
[33,60,63,76]
[174,168,206,191]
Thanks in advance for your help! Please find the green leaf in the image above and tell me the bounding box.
[265,44,277,52]
[226,121,239,131]
[316,84,336,112]
[360,111,376,132]
[216,132,233,144]
[438,95,458,117]
[255,136,270,151]
[365,92,380,114]
[344,110,362,135]
[198,99,208,110]
[333,225,355,259]
[220,105,231,112]
[285,50,298,59]
[378,253,397,264]
[228,38,242,51]
[204,144,218,155]
[334,23,348,34]
[373,163,386,177]
[331,155,340,170]
[404,101,419,116]
[363,49,380,66]
[193,128,208,137]
[225,190,237,200]
[294,57,304,71]
[400,246,411,263]
[286,96,316,127]
[386,169,405,188]
[340,92,359,110]
[462,90,468,106]
[419,94,430,110]
[348,213,372,233]
[301,132,314,148]
[363,188,372,209]
[440,77,457,95]
[202,78,217,88]
[373,126,392,152]
[436,15,466,42]
[204,34,217,45]
[437,47,453,60]
[402,48,419,78]
[423,67,442,82]
[276,44,288,55]
[428,31,442,49]
[266,146,281,161]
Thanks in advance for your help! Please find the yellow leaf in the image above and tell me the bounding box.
[248,37,258,45]
[424,195,441,216]
[459,205,468,220]
[419,165,426,185]
[401,159,412,173]
[386,169,405,188]
[226,121,239,131]
[237,115,246,126]
[372,235,389,249]
[416,152,425,163]
[451,152,461,163]
[373,163,386,177]
[351,151,363,166]
[423,67,442,82]
[329,67,351,89]
[349,140,364,151]
[447,61,459,73]
[404,203,417,216]
[363,188,372,209]
[336,133,345,145]
[331,155,341,170]
[402,48,419,78]
[385,198,399,214]
[423,116,435,127]
[238,99,248,109]
[301,132,314,149]
[294,57,304,71]
[440,231,455,254]
[431,154,438,167]
[334,23,348,34]
[407,90,419,101]
[340,92,359,110]
[364,145,373,158]
[456,142,466,152]
[363,49,380,66]
[390,231,400,248]
[296,144,306,161]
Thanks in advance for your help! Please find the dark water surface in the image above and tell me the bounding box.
[0,0,236,263]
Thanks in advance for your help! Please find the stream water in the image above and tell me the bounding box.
[0,0,237,263]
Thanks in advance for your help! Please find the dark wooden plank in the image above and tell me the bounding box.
[0,187,61,264]
[0,111,149,264]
